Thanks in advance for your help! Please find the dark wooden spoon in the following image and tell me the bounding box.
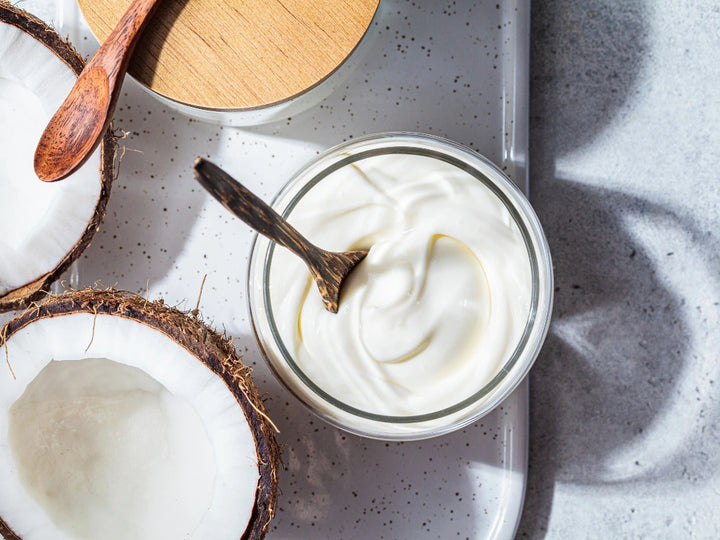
[193,158,368,314]
[34,0,162,182]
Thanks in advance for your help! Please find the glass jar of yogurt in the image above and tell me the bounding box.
[248,133,553,439]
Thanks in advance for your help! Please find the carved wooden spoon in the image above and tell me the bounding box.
[34,0,162,182]
[193,158,368,313]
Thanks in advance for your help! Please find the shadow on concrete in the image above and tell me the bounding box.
[518,0,720,536]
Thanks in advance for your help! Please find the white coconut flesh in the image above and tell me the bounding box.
[0,22,102,296]
[0,314,260,540]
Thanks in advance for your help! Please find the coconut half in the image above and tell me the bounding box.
[0,4,114,312]
[0,289,280,540]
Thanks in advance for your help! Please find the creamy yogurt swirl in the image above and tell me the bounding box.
[269,153,531,416]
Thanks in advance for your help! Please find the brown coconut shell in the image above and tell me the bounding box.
[0,3,115,313]
[0,288,281,539]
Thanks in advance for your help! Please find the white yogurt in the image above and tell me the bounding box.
[268,153,532,416]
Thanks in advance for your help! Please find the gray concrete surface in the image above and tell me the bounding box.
[518,1,720,537]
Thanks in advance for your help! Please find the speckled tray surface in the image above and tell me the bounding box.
[14,1,530,537]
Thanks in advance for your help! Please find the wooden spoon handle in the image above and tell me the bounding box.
[193,158,324,263]
[89,0,161,88]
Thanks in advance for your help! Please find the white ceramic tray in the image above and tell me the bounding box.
[13,1,530,537]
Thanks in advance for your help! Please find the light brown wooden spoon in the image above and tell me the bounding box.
[193,158,368,314]
[34,0,162,183]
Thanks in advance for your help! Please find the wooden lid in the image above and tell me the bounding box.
[78,0,380,110]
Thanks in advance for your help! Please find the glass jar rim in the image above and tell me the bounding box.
[248,132,553,435]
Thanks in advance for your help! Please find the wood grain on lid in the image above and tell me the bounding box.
[77,0,380,110]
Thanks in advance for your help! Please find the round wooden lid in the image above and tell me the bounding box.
[78,0,380,110]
